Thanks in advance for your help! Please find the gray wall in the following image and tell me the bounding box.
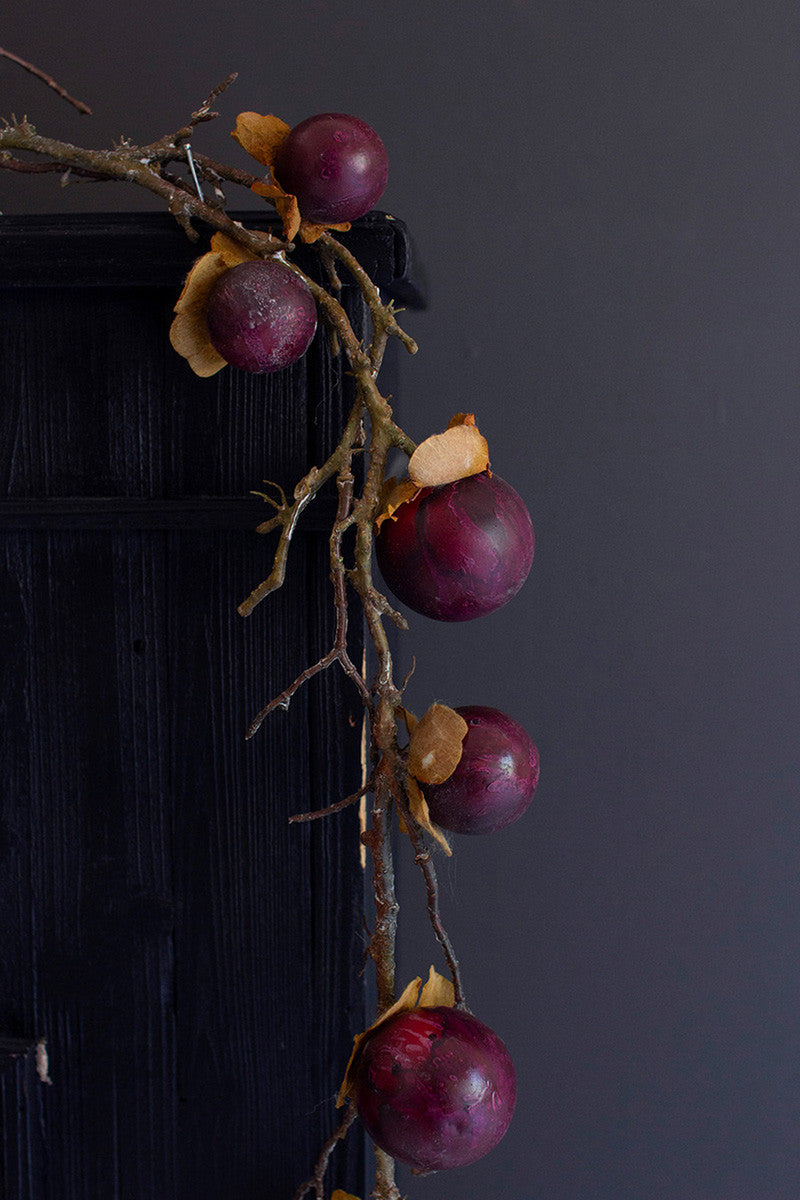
[2,3,798,1197]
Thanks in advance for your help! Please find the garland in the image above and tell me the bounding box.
[1,52,538,1200]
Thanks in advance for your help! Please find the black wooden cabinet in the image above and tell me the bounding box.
[0,213,410,1199]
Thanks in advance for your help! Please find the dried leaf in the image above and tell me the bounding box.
[408,420,489,488]
[407,777,452,856]
[408,703,468,786]
[374,476,420,531]
[251,180,302,241]
[398,706,418,738]
[169,249,231,377]
[419,964,455,1008]
[332,1192,361,1200]
[210,231,257,268]
[447,411,477,429]
[231,111,290,166]
[299,218,351,244]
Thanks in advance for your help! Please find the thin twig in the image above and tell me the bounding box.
[0,153,104,178]
[292,1101,359,1200]
[395,787,467,1009]
[320,232,418,372]
[0,46,91,114]
[289,778,373,824]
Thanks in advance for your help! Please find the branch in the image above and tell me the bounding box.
[292,1101,359,1200]
[237,394,364,619]
[395,789,467,1010]
[0,46,91,114]
[0,122,287,248]
[319,233,418,374]
[288,778,372,824]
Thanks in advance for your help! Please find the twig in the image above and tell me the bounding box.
[292,1101,359,1200]
[319,233,418,374]
[0,153,105,178]
[0,46,91,114]
[0,122,288,248]
[238,394,364,620]
[400,809,467,1010]
[289,778,373,824]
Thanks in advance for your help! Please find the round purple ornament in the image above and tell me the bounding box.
[424,705,539,834]
[375,471,534,621]
[352,1005,516,1173]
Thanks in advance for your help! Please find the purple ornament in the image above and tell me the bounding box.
[273,113,388,224]
[352,1005,516,1173]
[205,259,317,374]
[424,706,539,834]
[375,471,534,621]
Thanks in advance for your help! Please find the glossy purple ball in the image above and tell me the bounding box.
[352,1006,516,1173]
[375,471,534,621]
[424,706,539,834]
[273,113,388,224]
[205,259,317,373]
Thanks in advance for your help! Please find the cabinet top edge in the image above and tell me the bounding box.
[0,209,412,290]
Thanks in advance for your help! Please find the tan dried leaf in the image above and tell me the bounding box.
[332,1192,361,1200]
[299,218,351,244]
[406,776,452,857]
[374,476,420,531]
[251,180,302,241]
[231,112,290,166]
[408,420,489,489]
[209,231,257,269]
[419,964,455,1009]
[169,250,231,377]
[398,706,418,738]
[336,967,456,1108]
[408,703,468,786]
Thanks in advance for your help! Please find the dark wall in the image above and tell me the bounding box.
[2,4,799,1197]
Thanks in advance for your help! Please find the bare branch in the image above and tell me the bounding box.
[190,72,238,125]
[289,777,373,824]
[395,788,468,1010]
[0,46,91,114]
[318,232,418,372]
[292,1101,359,1200]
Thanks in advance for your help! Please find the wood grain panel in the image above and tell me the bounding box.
[0,213,409,1198]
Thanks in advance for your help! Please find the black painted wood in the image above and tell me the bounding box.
[0,212,409,1200]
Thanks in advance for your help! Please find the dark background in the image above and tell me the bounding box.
[2,3,798,1198]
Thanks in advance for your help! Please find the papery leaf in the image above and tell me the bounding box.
[419,963,455,1008]
[408,418,489,488]
[374,476,420,531]
[398,706,418,737]
[231,111,290,166]
[406,777,452,856]
[332,1192,361,1200]
[210,230,258,268]
[408,703,468,785]
[299,218,351,244]
[251,180,301,241]
[169,250,230,377]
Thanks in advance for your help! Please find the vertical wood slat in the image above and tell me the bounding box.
[0,213,408,1199]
